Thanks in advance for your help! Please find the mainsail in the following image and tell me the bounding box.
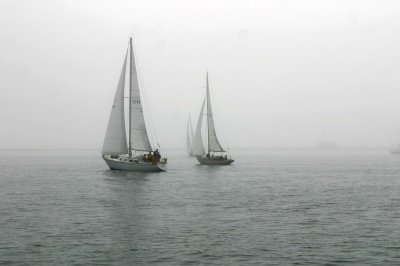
[206,73,225,152]
[192,97,206,156]
[186,116,194,156]
[189,116,195,146]
[102,51,129,155]
[128,38,153,152]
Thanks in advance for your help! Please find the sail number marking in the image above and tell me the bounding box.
[132,96,141,104]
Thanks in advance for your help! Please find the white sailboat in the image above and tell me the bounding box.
[102,38,167,172]
[186,115,195,157]
[192,72,234,165]
[390,144,400,154]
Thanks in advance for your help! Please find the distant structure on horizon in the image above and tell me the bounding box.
[316,141,339,150]
[390,144,400,154]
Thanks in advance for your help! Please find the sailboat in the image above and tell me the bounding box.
[390,144,400,154]
[192,72,234,165]
[102,38,167,172]
[186,115,195,157]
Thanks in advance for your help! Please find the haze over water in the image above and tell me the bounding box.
[1,1,400,265]
[1,149,399,265]
[2,0,400,150]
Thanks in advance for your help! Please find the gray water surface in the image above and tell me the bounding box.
[0,149,399,265]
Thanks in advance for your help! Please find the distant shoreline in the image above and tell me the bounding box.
[0,147,390,151]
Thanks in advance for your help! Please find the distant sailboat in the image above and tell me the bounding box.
[192,72,234,165]
[102,38,167,171]
[186,116,195,157]
[390,144,400,154]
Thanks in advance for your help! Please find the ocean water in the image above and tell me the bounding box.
[0,149,399,265]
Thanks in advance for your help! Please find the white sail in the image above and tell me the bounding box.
[192,97,206,156]
[102,51,129,155]
[206,73,225,152]
[186,117,193,156]
[189,116,195,147]
[128,38,153,151]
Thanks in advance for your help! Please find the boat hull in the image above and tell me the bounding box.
[103,156,166,172]
[196,156,234,165]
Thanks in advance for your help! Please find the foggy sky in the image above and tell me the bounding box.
[1,0,400,150]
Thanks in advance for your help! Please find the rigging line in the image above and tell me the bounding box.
[131,39,157,149]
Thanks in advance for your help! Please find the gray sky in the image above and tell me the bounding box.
[1,0,400,150]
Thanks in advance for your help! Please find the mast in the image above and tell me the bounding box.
[128,37,133,157]
[206,72,210,154]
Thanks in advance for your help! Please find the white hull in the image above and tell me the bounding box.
[196,156,234,165]
[103,155,166,172]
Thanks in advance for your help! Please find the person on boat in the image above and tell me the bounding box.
[154,149,161,160]
[145,151,153,162]
[206,153,210,159]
